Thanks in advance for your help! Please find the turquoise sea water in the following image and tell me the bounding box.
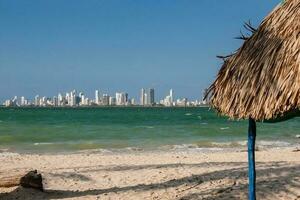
[0,107,299,153]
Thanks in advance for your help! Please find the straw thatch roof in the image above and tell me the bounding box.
[206,0,300,121]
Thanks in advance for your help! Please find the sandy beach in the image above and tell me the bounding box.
[0,148,299,200]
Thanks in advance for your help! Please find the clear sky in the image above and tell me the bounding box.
[0,0,280,102]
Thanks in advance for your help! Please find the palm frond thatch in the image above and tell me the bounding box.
[206,0,300,121]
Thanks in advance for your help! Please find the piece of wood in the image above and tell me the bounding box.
[248,118,256,200]
[0,170,43,191]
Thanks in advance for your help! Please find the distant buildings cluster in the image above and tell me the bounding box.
[3,88,208,107]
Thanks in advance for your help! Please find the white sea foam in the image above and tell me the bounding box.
[135,126,154,129]
[125,147,143,151]
[210,142,243,147]
[171,144,198,149]
[211,140,291,148]
[220,127,230,130]
[34,142,54,146]
[78,148,112,154]
[185,113,193,116]
[257,140,290,147]
[0,152,19,156]
[161,144,225,152]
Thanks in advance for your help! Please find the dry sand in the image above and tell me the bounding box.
[0,148,299,200]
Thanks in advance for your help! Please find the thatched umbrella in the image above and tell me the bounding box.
[205,0,300,199]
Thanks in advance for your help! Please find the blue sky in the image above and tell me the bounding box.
[0,0,280,102]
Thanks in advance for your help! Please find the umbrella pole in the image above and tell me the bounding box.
[248,118,256,200]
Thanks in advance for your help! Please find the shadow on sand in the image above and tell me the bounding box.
[0,161,299,200]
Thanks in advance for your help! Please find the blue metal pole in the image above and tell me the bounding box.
[248,118,256,200]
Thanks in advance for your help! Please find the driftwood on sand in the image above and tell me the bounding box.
[0,170,43,191]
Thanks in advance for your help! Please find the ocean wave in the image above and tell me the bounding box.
[29,140,292,153]
[257,140,290,147]
[78,148,112,154]
[125,147,144,151]
[34,142,54,146]
[185,113,193,116]
[135,126,154,129]
[211,140,292,148]
[159,144,224,151]
[220,127,230,130]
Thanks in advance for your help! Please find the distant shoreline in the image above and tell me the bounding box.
[0,105,210,109]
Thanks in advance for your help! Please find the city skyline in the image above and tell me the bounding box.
[3,87,207,107]
[0,1,280,103]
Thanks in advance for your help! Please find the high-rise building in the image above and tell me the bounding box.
[147,88,155,106]
[144,93,148,105]
[34,95,40,106]
[102,94,109,106]
[41,96,47,106]
[53,96,58,107]
[176,98,187,107]
[164,95,172,106]
[162,89,174,107]
[75,96,80,105]
[170,89,173,103]
[20,96,26,106]
[109,97,116,106]
[58,93,63,106]
[116,93,121,105]
[140,88,145,106]
[131,98,135,105]
[4,100,12,107]
[116,92,126,105]
[80,94,86,106]
[66,92,70,105]
[95,90,100,105]
[124,93,128,104]
[69,90,77,106]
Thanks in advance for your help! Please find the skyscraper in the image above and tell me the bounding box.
[69,90,76,106]
[170,89,173,104]
[80,94,86,105]
[162,89,174,107]
[144,93,148,105]
[124,93,128,104]
[109,96,116,106]
[116,92,126,106]
[102,94,110,106]
[58,93,63,106]
[34,95,40,106]
[140,88,145,106]
[53,96,58,107]
[66,92,70,105]
[20,96,25,106]
[147,88,155,105]
[95,90,100,105]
